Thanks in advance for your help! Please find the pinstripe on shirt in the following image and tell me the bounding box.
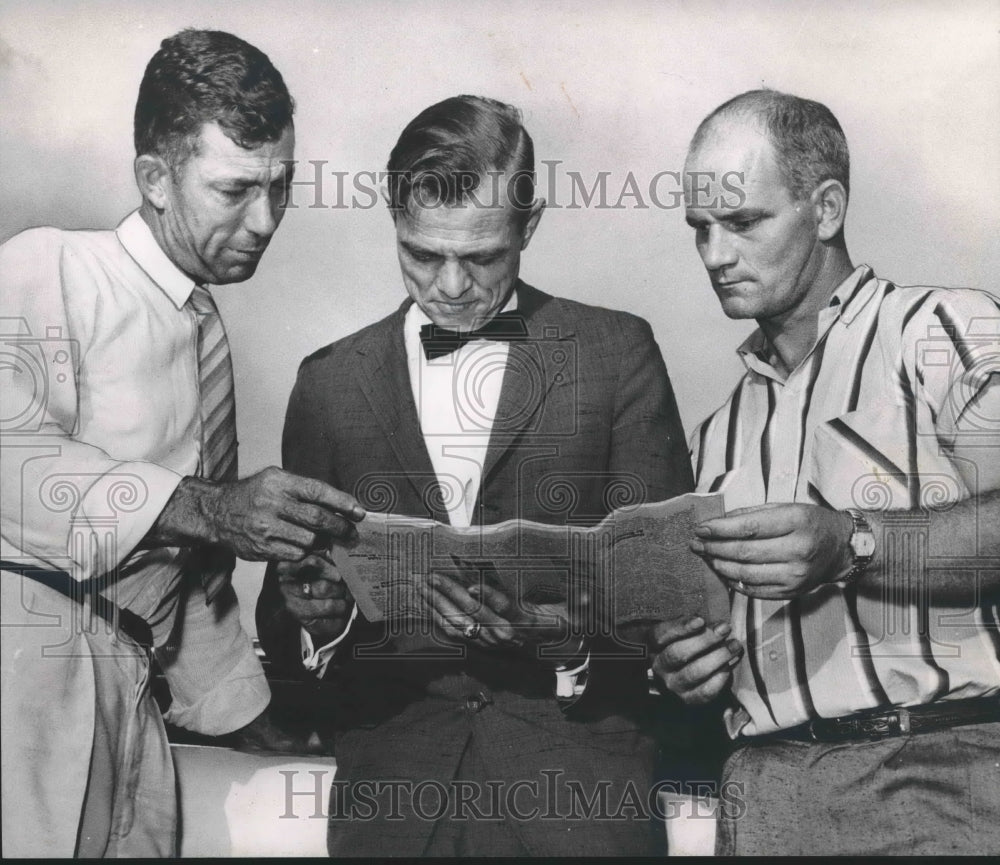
[692,266,1000,736]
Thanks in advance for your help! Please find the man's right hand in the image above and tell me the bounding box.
[650,615,742,705]
[146,466,366,562]
[277,553,354,645]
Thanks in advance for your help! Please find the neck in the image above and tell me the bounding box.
[760,245,854,378]
[138,201,197,283]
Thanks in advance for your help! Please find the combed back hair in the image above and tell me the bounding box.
[691,89,850,200]
[134,28,294,169]
[386,95,535,225]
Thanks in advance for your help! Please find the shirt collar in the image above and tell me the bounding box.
[116,210,198,309]
[736,264,879,379]
[826,264,878,325]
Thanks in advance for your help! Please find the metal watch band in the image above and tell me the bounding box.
[842,508,874,586]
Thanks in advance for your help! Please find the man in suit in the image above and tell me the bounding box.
[257,95,694,856]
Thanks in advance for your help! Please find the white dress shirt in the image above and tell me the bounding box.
[0,210,268,732]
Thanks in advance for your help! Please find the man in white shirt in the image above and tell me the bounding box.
[256,95,696,856]
[0,29,362,857]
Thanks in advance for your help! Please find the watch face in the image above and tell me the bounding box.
[852,528,877,558]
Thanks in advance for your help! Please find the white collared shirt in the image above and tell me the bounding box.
[0,210,269,732]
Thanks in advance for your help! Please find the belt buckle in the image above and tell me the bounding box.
[808,710,903,742]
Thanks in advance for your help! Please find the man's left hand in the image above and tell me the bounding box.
[420,573,579,663]
[690,503,854,599]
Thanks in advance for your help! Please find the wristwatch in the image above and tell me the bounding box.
[841,509,876,586]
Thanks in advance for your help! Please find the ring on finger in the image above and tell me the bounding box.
[737,580,745,592]
[302,582,312,597]
[462,622,481,640]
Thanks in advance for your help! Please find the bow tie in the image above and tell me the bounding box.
[419,311,528,360]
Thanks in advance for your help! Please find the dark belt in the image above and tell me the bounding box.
[0,560,153,647]
[742,696,1000,744]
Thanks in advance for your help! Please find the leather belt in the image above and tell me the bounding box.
[743,696,1000,744]
[0,560,153,647]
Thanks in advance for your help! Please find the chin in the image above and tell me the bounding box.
[718,300,758,320]
[215,264,260,285]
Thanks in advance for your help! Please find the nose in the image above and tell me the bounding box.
[700,224,738,271]
[244,189,280,238]
[436,258,472,299]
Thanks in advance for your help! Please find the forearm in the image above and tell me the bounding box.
[861,491,1000,598]
[142,475,222,547]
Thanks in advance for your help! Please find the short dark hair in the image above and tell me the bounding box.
[691,89,850,200]
[386,95,535,224]
[134,29,294,168]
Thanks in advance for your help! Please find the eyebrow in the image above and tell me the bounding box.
[400,240,509,259]
[686,207,768,227]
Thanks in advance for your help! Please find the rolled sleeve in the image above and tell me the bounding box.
[158,581,270,735]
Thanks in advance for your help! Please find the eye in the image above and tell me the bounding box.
[408,250,438,264]
[467,254,500,267]
[217,187,246,202]
[731,216,762,233]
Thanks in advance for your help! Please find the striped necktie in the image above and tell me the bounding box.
[189,285,238,603]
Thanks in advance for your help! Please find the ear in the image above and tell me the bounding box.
[519,198,546,249]
[380,179,400,225]
[812,179,847,241]
[134,153,172,210]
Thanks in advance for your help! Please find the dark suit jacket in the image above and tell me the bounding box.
[257,281,693,856]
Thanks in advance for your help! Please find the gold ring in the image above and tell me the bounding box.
[301,582,312,597]
[462,622,481,639]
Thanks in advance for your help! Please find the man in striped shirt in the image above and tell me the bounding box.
[652,89,1000,855]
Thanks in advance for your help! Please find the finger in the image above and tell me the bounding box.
[277,554,340,583]
[684,669,736,706]
[727,503,794,516]
[289,475,366,521]
[694,508,796,541]
[691,534,807,564]
[285,596,351,620]
[300,578,348,601]
[468,583,514,617]
[707,559,800,587]
[418,579,477,636]
[650,615,711,649]
[427,573,480,614]
[653,639,741,688]
[422,579,515,646]
[654,620,733,668]
[280,501,358,538]
[265,523,317,556]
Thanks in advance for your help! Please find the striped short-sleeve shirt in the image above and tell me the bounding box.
[691,266,1000,737]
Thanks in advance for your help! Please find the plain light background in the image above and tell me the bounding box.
[2,0,998,636]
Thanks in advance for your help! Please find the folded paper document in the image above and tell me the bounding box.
[330,493,728,629]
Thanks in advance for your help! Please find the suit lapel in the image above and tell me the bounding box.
[480,281,577,490]
[354,302,444,517]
